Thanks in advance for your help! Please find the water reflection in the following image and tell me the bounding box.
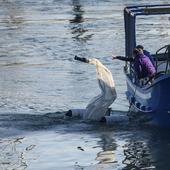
[70,0,84,24]
[0,137,28,170]
[120,128,170,170]
[1,125,170,170]
[69,0,93,42]
[95,131,158,169]
[122,140,154,170]
[149,129,170,170]
[0,0,24,28]
[96,134,117,164]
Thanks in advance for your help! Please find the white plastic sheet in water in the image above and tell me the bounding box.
[70,58,117,121]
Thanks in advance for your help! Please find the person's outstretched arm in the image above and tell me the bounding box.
[112,55,134,62]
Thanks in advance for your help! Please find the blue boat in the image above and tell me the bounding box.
[123,5,170,126]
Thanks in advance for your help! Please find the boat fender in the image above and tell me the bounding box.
[104,115,129,125]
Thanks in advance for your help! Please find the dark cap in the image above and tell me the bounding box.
[136,45,144,50]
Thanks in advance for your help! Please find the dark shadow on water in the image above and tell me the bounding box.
[1,109,165,135]
[70,0,84,24]
[69,0,93,43]
[0,110,130,136]
[0,112,67,132]
[1,109,170,135]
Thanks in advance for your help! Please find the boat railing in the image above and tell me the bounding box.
[124,63,141,85]
[153,44,170,74]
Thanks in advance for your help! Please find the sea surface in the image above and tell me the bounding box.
[0,0,170,169]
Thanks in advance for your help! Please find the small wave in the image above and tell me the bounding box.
[0,110,127,128]
[0,112,66,131]
[0,62,25,67]
[0,110,154,139]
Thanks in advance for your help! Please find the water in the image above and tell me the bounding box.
[0,0,170,169]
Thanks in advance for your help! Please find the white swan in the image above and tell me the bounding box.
[66,57,117,121]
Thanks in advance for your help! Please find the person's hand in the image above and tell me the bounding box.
[112,55,117,60]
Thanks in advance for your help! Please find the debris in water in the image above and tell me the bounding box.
[26,145,36,151]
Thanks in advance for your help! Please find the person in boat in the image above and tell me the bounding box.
[112,48,156,80]
[136,45,155,68]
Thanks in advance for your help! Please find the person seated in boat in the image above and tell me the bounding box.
[136,45,155,68]
[112,48,156,80]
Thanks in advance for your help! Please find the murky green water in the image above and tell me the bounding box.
[0,0,170,169]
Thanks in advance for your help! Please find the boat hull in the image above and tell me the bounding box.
[126,74,170,127]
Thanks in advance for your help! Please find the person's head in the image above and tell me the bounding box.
[133,48,143,57]
[136,45,144,50]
